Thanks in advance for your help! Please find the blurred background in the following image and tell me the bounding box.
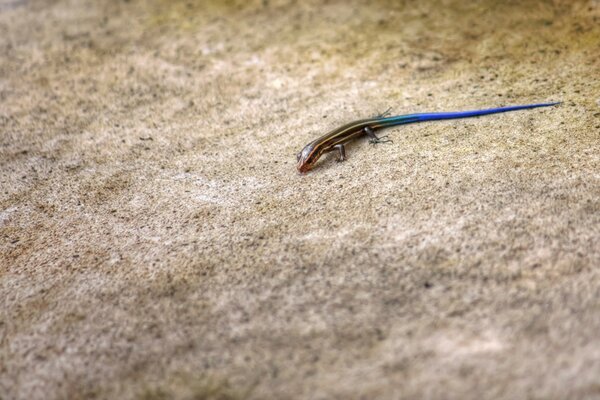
[1,1,599,399]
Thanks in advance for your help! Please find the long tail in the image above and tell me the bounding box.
[377,102,560,127]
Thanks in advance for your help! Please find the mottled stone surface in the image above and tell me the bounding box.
[1,0,599,399]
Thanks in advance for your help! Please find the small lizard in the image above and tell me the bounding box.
[296,102,560,173]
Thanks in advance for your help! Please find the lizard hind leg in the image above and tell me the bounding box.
[375,107,392,118]
[364,126,393,145]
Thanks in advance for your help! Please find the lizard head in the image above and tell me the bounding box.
[296,143,321,173]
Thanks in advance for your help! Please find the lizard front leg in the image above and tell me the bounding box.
[333,144,346,162]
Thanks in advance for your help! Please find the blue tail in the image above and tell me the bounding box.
[377,102,560,127]
[414,102,560,122]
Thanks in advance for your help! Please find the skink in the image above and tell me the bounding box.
[296,102,560,173]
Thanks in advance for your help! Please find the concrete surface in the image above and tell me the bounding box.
[1,0,600,399]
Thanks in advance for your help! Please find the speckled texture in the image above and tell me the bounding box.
[1,0,600,399]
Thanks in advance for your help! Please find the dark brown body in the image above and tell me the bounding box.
[296,118,392,173]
